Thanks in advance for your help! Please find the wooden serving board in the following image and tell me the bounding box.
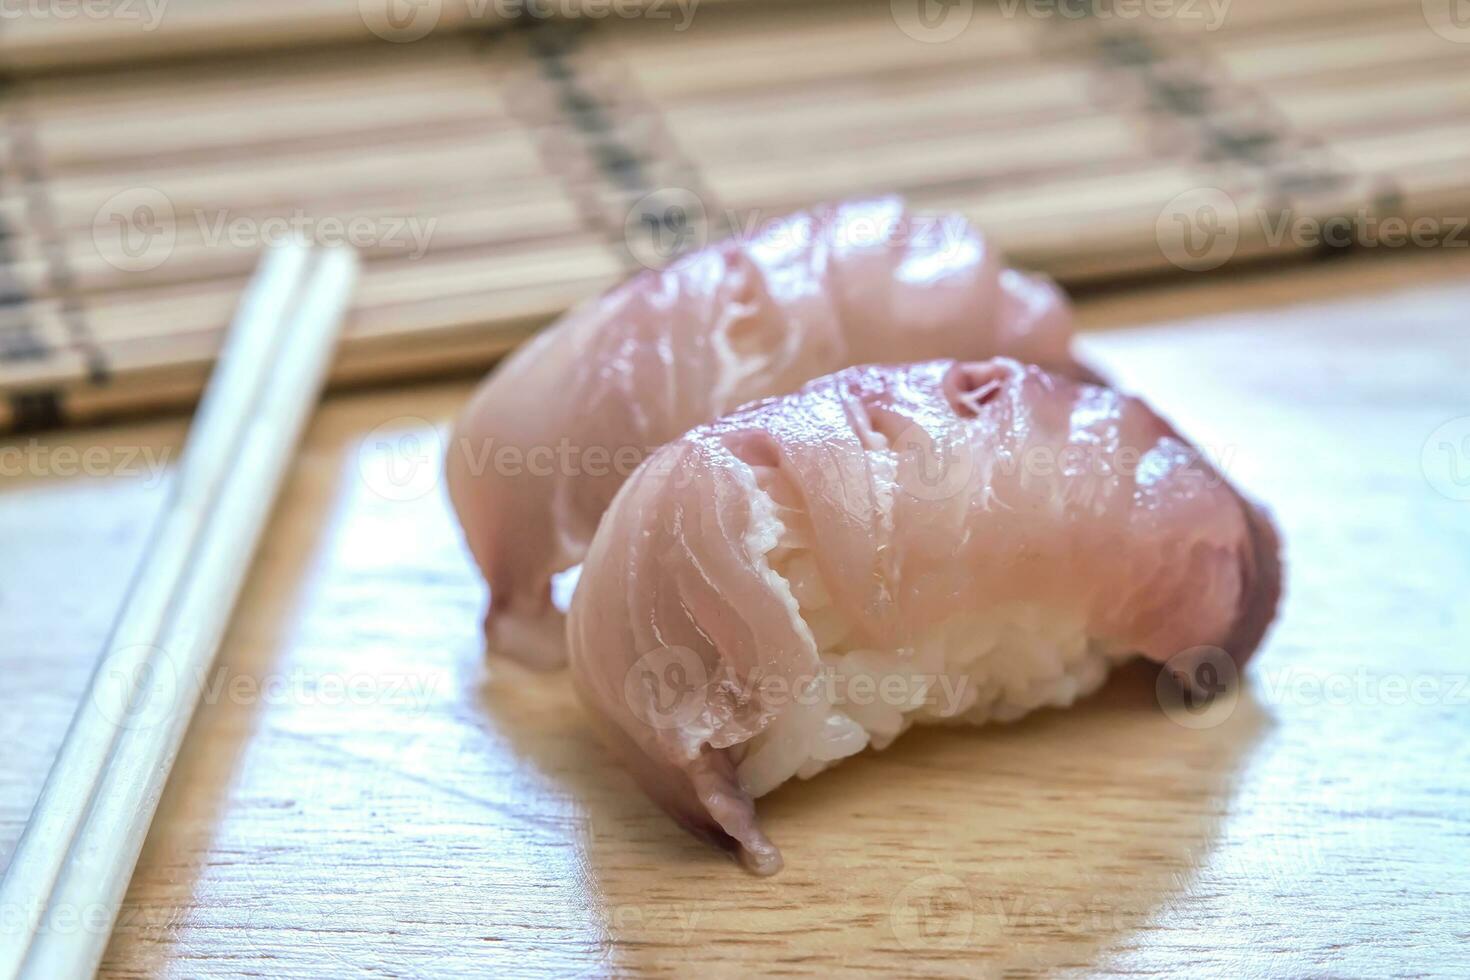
[3,258,1467,976]
[2,0,1469,430]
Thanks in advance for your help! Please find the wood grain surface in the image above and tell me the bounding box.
[2,252,1469,977]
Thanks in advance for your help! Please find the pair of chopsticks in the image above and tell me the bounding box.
[0,244,359,979]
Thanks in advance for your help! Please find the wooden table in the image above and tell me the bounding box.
[3,249,1469,977]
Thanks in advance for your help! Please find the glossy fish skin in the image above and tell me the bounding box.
[446,198,1080,668]
[568,359,1281,874]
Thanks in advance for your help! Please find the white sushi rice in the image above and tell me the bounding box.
[730,456,1128,799]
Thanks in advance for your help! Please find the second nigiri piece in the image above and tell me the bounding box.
[447,198,1080,668]
[568,358,1281,874]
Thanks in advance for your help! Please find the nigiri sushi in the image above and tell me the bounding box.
[568,358,1281,874]
[447,198,1082,668]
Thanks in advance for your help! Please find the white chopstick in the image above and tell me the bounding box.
[0,244,359,979]
[0,245,312,960]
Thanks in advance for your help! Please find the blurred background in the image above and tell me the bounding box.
[2,0,1467,432]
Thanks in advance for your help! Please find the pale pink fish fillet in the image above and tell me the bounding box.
[446,198,1080,668]
[567,359,1281,874]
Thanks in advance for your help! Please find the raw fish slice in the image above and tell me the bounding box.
[447,198,1082,668]
[567,359,1281,874]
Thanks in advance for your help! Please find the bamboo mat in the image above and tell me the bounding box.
[0,0,504,70]
[1,0,1467,431]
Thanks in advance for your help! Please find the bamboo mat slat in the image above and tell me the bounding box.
[1,0,1467,432]
[0,0,508,70]
[0,0,757,71]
